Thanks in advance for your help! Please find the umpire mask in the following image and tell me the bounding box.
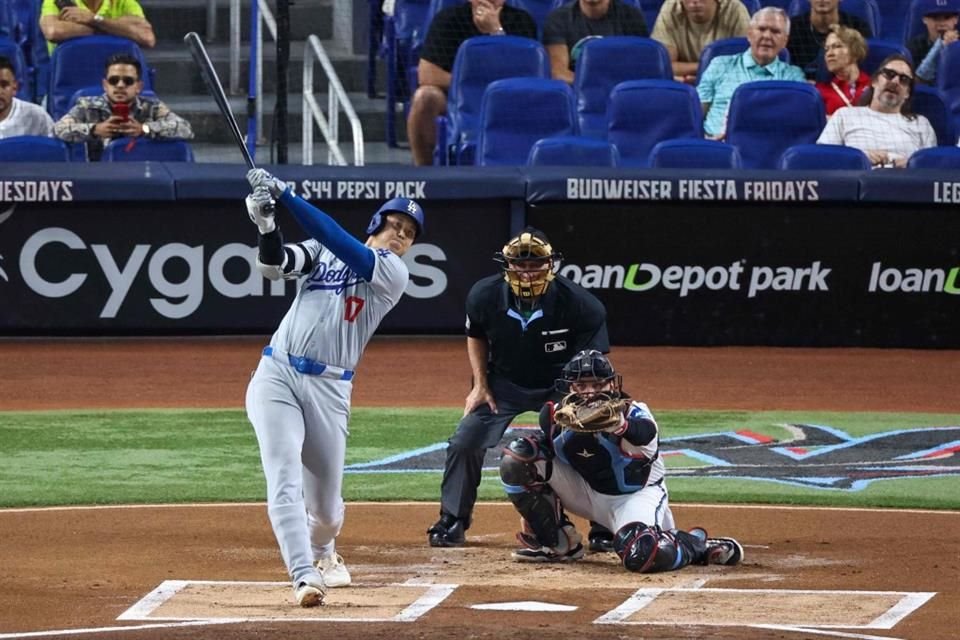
[494,227,561,303]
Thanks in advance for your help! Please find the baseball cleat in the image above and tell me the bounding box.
[427,514,466,547]
[294,574,326,607]
[704,537,744,566]
[316,551,351,587]
[512,542,585,563]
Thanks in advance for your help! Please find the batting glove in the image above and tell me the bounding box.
[246,168,289,199]
[246,186,276,234]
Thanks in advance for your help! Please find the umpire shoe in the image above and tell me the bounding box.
[316,551,351,588]
[427,514,466,547]
[294,573,327,607]
[689,527,744,566]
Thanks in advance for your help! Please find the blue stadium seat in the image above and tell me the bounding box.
[787,0,881,36]
[382,0,433,147]
[475,77,576,166]
[434,35,549,165]
[696,37,790,84]
[876,0,913,40]
[936,40,960,141]
[648,138,743,168]
[760,0,792,9]
[527,134,620,166]
[47,35,153,119]
[607,79,703,167]
[0,1,15,38]
[906,145,960,168]
[506,0,562,35]
[0,35,30,100]
[912,84,954,146]
[101,138,195,162]
[861,38,912,74]
[11,0,48,102]
[725,80,826,169]
[778,143,871,169]
[635,0,665,29]
[0,135,71,161]
[573,36,672,138]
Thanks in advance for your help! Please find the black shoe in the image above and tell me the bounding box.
[427,514,466,547]
[588,523,614,553]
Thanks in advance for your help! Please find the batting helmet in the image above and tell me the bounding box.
[366,197,425,239]
[493,227,561,300]
[558,349,622,394]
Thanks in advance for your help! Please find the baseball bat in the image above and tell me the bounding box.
[183,31,256,169]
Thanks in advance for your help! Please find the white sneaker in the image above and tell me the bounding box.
[294,574,326,607]
[316,551,352,587]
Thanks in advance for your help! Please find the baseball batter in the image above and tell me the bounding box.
[499,350,744,570]
[243,168,425,607]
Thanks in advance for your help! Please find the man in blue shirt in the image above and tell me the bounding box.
[697,7,804,138]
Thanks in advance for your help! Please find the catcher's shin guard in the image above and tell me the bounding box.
[613,522,707,573]
[500,437,561,548]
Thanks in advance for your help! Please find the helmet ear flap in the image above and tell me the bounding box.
[366,212,382,236]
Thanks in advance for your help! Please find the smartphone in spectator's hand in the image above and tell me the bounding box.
[111,102,130,121]
[55,0,75,9]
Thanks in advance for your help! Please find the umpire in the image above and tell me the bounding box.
[427,227,610,547]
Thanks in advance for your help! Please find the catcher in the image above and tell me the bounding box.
[499,350,744,571]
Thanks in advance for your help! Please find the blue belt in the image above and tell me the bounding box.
[262,346,355,380]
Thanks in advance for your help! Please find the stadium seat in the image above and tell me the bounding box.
[0,135,71,161]
[936,40,960,140]
[607,79,703,167]
[506,0,562,35]
[636,0,665,29]
[759,0,792,10]
[648,137,743,168]
[0,35,30,100]
[475,77,576,166]
[101,138,195,162]
[912,84,954,147]
[527,135,620,166]
[573,36,672,139]
[434,35,550,165]
[861,38,912,74]
[778,143,871,169]
[47,35,153,119]
[875,0,913,40]
[696,37,790,84]
[0,1,15,38]
[725,80,826,169]
[10,0,48,102]
[786,0,881,36]
[382,0,433,147]
[906,145,960,168]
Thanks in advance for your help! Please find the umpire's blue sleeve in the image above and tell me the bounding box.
[278,190,375,281]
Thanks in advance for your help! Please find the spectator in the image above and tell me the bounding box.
[651,0,750,85]
[0,56,55,138]
[815,24,869,116]
[817,55,936,167]
[543,0,649,84]
[909,0,959,84]
[54,53,192,160]
[40,0,156,53]
[405,0,537,166]
[786,0,872,79]
[697,7,804,139]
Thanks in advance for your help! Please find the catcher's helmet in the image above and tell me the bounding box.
[367,197,425,239]
[558,349,622,394]
[493,227,562,300]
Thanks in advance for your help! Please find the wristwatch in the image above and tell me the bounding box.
[141,123,151,137]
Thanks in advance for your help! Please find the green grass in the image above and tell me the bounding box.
[0,408,957,508]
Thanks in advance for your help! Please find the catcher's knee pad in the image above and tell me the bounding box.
[500,436,549,486]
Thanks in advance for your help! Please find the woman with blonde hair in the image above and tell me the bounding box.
[815,24,869,116]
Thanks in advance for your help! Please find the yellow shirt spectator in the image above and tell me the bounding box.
[40,0,156,54]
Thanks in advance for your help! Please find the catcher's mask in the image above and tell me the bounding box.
[557,349,623,396]
[493,227,561,302]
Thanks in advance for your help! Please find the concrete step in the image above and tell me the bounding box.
[140,0,334,44]
[148,41,386,96]
[164,92,404,145]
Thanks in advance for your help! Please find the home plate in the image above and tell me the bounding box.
[471,602,578,612]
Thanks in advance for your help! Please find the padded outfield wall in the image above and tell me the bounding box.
[0,163,958,347]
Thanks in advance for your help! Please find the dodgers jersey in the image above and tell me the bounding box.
[269,241,410,370]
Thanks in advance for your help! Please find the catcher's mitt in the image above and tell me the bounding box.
[554,392,629,433]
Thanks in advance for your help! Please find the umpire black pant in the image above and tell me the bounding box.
[439,374,558,525]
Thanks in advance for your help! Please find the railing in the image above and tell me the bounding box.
[302,34,365,166]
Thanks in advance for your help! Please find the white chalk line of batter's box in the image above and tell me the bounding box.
[594,586,936,630]
[116,579,458,623]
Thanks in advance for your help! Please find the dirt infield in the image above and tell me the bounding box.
[1,337,959,640]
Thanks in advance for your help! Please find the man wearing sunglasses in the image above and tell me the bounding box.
[53,52,192,160]
[816,54,937,168]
